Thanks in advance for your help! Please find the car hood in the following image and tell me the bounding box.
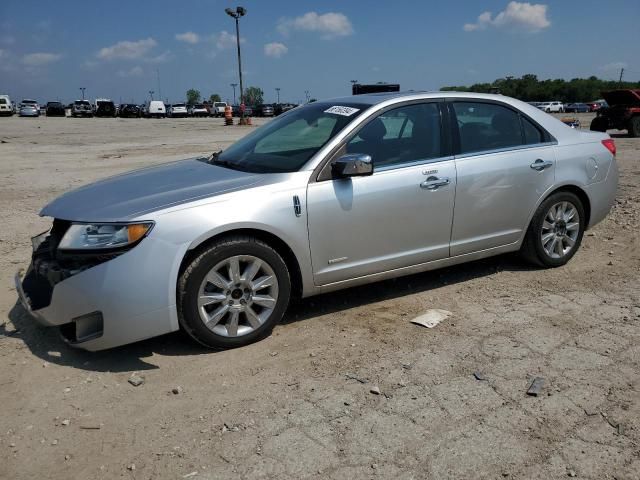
[601,89,640,106]
[40,158,272,222]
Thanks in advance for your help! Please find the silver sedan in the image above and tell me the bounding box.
[16,92,618,350]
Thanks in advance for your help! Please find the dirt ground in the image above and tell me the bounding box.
[1,113,638,479]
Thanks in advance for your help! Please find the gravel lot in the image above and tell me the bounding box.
[1,113,638,479]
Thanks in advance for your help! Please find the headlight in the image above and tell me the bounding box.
[58,222,153,250]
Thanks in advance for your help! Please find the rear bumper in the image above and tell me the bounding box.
[16,234,187,351]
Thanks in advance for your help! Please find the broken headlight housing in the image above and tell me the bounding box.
[57,222,153,251]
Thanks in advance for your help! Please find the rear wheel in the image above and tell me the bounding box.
[590,116,607,132]
[628,116,640,138]
[521,192,585,268]
[178,236,291,349]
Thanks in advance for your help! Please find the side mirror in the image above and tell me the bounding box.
[331,153,373,178]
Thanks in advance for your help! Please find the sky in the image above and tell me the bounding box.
[1,1,639,105]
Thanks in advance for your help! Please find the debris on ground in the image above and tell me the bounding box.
[171,386,183,395]
[409,309,452,328]
[473,371,488,381]
[370,386,381,395]
[128,373,145,387]
[526,377,545,396]
[345,373,368,384]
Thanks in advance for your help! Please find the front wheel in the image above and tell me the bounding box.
[178,236,291,349]
[521,192,585,268]
[628,116,640,138]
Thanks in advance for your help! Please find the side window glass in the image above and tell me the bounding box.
[453,102,523,154]
[522,116,544,145]
[346,103,441,169]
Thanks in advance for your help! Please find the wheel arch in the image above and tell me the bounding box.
[177,228,304,300]
[533,184,592,229]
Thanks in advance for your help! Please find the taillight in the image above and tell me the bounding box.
[601,139,616,156]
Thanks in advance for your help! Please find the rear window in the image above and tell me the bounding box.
[173,103,185,107]
[215,102,226,107]
[0,99,6,104]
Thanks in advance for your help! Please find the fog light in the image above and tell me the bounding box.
[61,312,104,343]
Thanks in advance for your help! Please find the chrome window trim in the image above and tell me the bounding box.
[374,155,455,173]
[453,141,558,160]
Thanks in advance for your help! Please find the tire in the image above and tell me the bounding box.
[521,191,585,268]
[177,235,291,349]
[628,116,640,138]
[590,117,607,132]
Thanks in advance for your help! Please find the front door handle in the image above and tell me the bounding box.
[420,176,450,190]
[530,159,553,171]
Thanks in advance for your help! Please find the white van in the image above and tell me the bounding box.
[145,100,166,118]
[0,94,13,116]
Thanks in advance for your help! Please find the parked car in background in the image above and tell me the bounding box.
[527,101,541,108]
[590,89,640,137]
[19,102,40,117]
[560,116,581,129]
[0,94,13,116]
[21,99,41,114]
[231,104,253,117]
[274,103,297,116]
[94,99,116,117]
[211,102,228,117]
[72,100,93,117]
[145,100,166,118]
[15,92,618,351]
[589,100,607,112]
[260,104,274,117]
[564,103,590,113]
[45,101,66,117]
[169,103,188,118]
[188,104,209,117]
[118,104,141,118]
[537,101,564,113]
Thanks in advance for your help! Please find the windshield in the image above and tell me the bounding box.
[23,100,37,105]
[215,102,368,173]
[215,102,226,107]
[75,101,90,106]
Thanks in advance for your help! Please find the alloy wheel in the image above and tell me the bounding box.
[540,201,580,259]
[197,255,279,337]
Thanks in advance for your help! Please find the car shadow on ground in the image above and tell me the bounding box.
[3,252,536,373]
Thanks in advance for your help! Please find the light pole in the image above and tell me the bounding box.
[225,6,247,124]
[230,83,238,105]
[148,90,154,101]
[79,87,86,100]
[275,87,280,104]
[304,90,310,103]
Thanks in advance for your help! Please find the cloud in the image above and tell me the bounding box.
[464,2,550,33]
[278,12,353,39]
[145,50,173,63]
[97,38,157,60]
[214,30,244,50]
[264,42,288,58]
[21,52,62,66]
[117,65,143,77]
[175,32,199,44]
[600,61,627,71]
[1,34,15,45]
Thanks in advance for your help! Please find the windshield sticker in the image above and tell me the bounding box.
[324,106,360,116]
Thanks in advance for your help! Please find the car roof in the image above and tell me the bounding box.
[323,90,549,106]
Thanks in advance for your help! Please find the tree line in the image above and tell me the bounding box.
[440,74,640,103]
[185,87,264,106]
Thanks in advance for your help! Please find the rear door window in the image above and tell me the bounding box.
[452,102,524,154]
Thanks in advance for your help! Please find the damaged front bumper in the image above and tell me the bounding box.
[16,220,186,351]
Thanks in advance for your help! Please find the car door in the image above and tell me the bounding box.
[307,102,456,286]
[448,100,556,256]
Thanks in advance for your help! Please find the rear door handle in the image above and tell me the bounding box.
[420,176,450,190]
[530,159,553,171]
